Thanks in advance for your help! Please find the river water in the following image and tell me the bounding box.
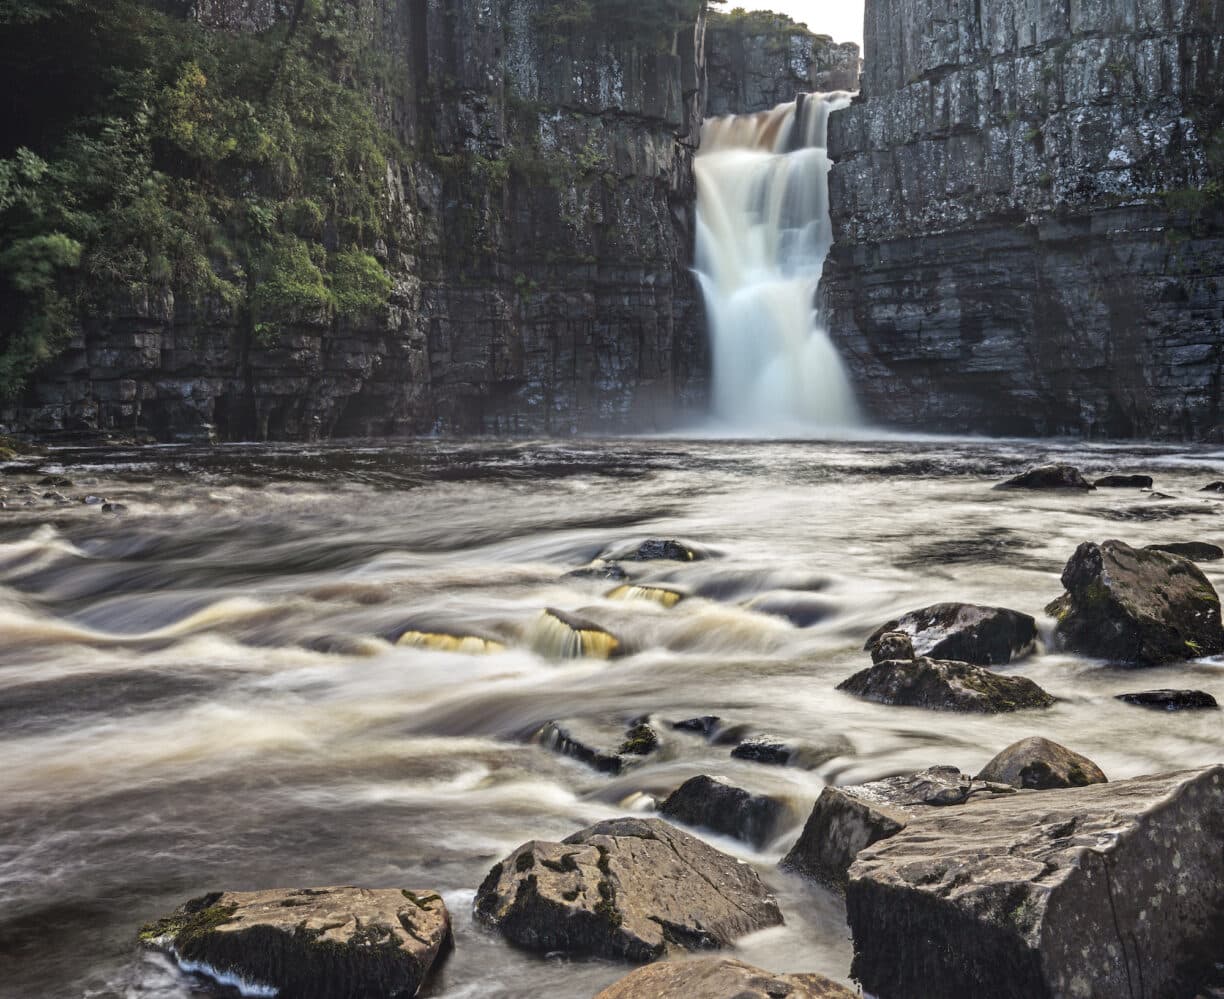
[2,437,1223,998]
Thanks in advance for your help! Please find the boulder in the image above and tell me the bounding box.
[846,767,1224,999]
[975,736,1107,790]
[608,539,707,563]
[729,733,853,769]
[995,464,1093,490]
[1147,541,1224,562]
[1093,473,1154,488]
[536,718,658,775]
[864,603,1037,666]
[1116,689,1219,711]
[474,817,783,962]
[659,775,790,848]
[592,957,857,999]
[671,715,721,737]
[837,658,1055,713]
[140,886,451,999]
[868,630,915,664]
[781,766,992,889]
[1048,539,1224,665]
[1201,482,1224,493]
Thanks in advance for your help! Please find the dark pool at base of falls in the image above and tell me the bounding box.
[2,437,1223,998]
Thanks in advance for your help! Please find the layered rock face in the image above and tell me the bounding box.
[7,0,710,440]
[823,0,1224,437]
[704,12,859,115]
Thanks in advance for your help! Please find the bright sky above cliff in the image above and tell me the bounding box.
[743,1,865,47]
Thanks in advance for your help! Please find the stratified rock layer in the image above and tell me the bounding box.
[1049,539,1224,664]
[474,817,783,962]
[823,0,1224,438]
[594,957,857,999]
[846,767,1224,999]
[141,886,451,999]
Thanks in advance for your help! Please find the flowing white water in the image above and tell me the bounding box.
[696,93,860,430]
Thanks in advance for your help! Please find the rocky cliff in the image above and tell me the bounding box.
[823,0,1224,437]
[705,11,859,116]
[2,0,709,440]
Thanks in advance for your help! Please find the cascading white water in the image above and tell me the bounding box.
[695,92,860,431]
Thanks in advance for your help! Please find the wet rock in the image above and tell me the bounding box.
[994,464,1094,491]
[730,735,793,765]
[1093,473,1154,488]
[1147,541,1224,562]
[1116,689,1219,711]
[38,474,72,487]
[536,718,657,775]
[975,737,1107,790]
[730,733,852,769]
[474,817,783,962]
[865,603,1037,667]
[565,562,630,582]
[529,608,620,660]
[1201,482,1224,493]
[593,957,857,999]
[837,657,1055,713]
[1048,539,1224,665]
[140,886,451,999]
[607,584,686,607]
[868,630,915,664]
[609,539,707,563]
[101,502,127,514]
[671,715,721,737]
[846,767,1224,999]
[83,494,104,505]
[781,766,989,889]
[659,775,790,849]
[396,629,506,655]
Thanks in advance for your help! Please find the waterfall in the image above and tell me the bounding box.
[695,92,860,431]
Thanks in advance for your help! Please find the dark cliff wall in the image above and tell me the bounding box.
[705,11,860,116]
[3,0,708,440]
[824,0,1224,438]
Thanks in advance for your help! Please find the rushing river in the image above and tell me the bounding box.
[2,437,1223,998]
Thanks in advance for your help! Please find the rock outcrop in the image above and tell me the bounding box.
[975,736,1107,790]
[7,0,712,440]
[845,767,1224,999]
[593,957,857,999]
[1048,539,1224,664]
[837,657,1056,712]
[704,10,859,116]
[140,886,452,999]
[474,817,783,962]
[823,0,1224,438]
[865,602,1038,666]
[659,775,790,848]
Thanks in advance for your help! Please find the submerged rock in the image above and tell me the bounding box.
[671,715,721,737]
[781,766,986,889]
[743,592,838,627]
[565,562,630,582]
[1048,539,1224,665]
[607,583,686,607]
[536,718,658,775]
[396,630,506,654]
[593,957,857,999]
[474,817,783,962]
[868,630,915,664]
[730,732,852,769]
[1116,689,1219,711]
[1093,473,1154,488]
[975,736,1107,790]
[995,464,1094,491]
[141,886,451,999]
[837,657,1055,713]
[1201,482,1224,493]
[659,775,790,848]
[608,539,708,563]
[529,608,621,659]
[864,603,1037,666]
[846,767,1224,999]
[1147,541,1224,562]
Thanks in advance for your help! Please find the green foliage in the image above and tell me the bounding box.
[0,0,398,398]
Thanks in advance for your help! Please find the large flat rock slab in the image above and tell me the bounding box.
[475,817,783,962]
[593,957,857,998]
[141,886,451,999]
[846,767,1224,999]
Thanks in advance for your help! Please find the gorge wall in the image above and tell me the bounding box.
[2,0,710,440]
[823,0,1224,438]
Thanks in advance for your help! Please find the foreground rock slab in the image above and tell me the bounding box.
[781,766,981,889]
[847,767,1224,999]
[141,886,451,999]
[865,602,1037,666]
[976,736,1107,790]
[1049,539,1224,665]
[475,817,782,962]
[837,657,1055,712]
[593,957,856,999]
[659,775,790,848]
